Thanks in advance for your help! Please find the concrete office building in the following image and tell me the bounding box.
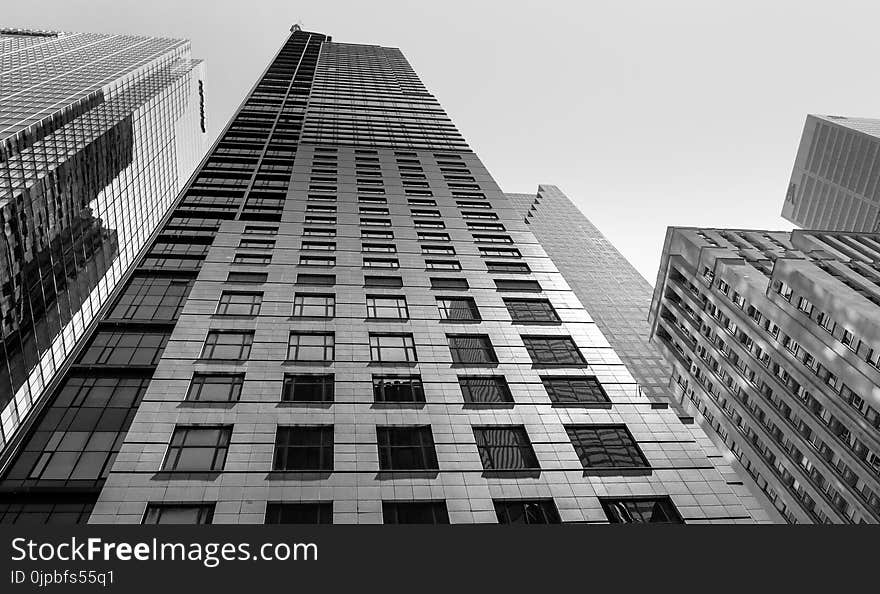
[1,26,766,525]
[0,27,206,462]
[782,114,880,232]
[649,226,880,523]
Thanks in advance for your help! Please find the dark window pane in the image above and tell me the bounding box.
[473,426,539,470]
[542,377,610,405]
[162,427,232,472]
[447,335,497,364]
[143,504,214,524]
[282,374,335,402]
[273,426,334,471]
[373,375,425,402]
[377,426,438,471]
[522,336,587,366]
[382,501,449,524]
[437,297,481,321]
[566,425,649,470]
[265,502,333,524]
[494,500,560,524]
[186,373,244,402]
[601,497,683,524]
[504,299,559,323]
[459,376,513,404]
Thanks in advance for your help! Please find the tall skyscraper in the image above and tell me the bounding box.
[507,185,679,407]
[1,26,767,525]
[782,114,880,232]
[0,27,206,521]
[649,226,880,523]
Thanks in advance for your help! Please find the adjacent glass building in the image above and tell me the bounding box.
[1,26,766,524]
[0,27,206,520]
[782,114,880,232]
[649,227,880,523]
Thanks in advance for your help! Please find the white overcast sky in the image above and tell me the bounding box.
[9,1,880,282]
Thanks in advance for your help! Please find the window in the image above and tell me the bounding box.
[411,209,440,217]
[281,374,334,402]
[161,426,232,472]
[473,234,513,243]
[239,238,275,249]
[186,373,244,402]
[376,426,438,471]
[565,425,649,471]
[408,198,437,206]
[373,375,425,402]
[143,504,214,525]
[303,227,336,237]
[382,501,449,524]
[265,503,333,524]
[366,295,409,319]
[418,232,450,242]
[369,333,418,362]
[487,262,531,274]
[288,333,335,361]
[430,277,469,290]
[233,253,271,265]
[361,229,393,240]
[364,275,403,288]
[304,215,336,225]
[201,331,253,360]
[243,225,277,235]
[522,336,587,366]
[414,220,445,229]
[494,500,560,524]
[216,291,262,316]
[80,329,170,366]
[542,377,610,406]
[110,275,193,320]
[447,334,498,364]
[601,497,683,524]
[468,222,505,231]
[363,257,399,269]
[462,211,498,220]
[226,271,267,284]
[296,273,335,286]
[495,279,541,292]
[299,255,335,267]
[360,218,391,227]
[479,247,521,258]
[273,426,334,471]
[362,243,397,253]
[459,376,513,404]
[301,241,335,251]
[436,297,481,321]
[426,259,461,270]
[504,299,559,323]
[422,245,456,255]
[473,426,539,471]
[293,293,335,317]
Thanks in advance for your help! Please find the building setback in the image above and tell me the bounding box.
[0,28,206,461]
[782,114,880,232]
[649,226,880,523]
[2,26,766,524]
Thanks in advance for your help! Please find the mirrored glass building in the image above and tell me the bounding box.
[0,28,206,463]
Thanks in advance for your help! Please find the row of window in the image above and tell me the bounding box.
[187,372,610,406]
[141,496,683,524]
[213,292,559,323]
[160,423,649,473]
[199,330,587,366]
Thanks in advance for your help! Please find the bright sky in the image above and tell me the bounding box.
[8,0,880,282]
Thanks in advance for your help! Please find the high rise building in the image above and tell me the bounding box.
[649,226,880,523]
[0,26,206,521]
[1,26,766,525]
[782,114,880,232]
[507,185,679,407]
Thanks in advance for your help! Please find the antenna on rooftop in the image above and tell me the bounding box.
[291,20,304,32]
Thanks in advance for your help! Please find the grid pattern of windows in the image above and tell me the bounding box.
[273,426,334,471]
[162,426,232,472]
[473,426,540,471]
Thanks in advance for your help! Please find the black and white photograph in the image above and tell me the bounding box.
[0,1,875,590]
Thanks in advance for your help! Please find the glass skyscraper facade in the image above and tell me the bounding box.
[0,27,206,522]
[2,26,767,525]
[782,114,880,232]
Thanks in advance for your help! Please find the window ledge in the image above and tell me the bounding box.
[152,471,222,481]
[282,360,334,366]
[511,321,562,326]
[177,401,238,409]
[266,471,333,480]
[368,361,419,367]
[582,467,652,477]
[550,402,612,410]
[371,402,426,409]
[481,469,541,479]
[375,470,440,480]
[276,401,334,408]
[463,402,515,409]
[450,362,499,368]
